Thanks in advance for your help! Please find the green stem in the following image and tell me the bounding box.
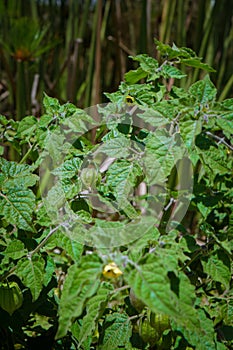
[27,225,61,259]
[19,143,35,164]
[0,225,62,282]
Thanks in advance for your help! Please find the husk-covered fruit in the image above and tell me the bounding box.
[0,282,23,315]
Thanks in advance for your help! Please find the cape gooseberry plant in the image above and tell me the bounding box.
[0,40,232,349]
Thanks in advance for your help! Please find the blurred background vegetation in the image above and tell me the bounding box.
[0,0,232,120]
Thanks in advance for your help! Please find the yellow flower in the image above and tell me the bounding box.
[102,262,123,279]
[125,95,135,104]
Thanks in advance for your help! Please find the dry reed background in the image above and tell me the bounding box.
[0,0,232,119]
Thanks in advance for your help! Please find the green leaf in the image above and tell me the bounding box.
[221,98,233,110]
[38,114,52,128]
[56,255,103,339]
[216,117,233,139]
[44,129,66,165]
[197,146,230,180]
[180,58,216,72]
[180,119,202,151]
[189,75,217,104]
[107,159,142,195]
[43,94,61,115]
[0,188,36,231]
[161,64,186,79]
[128,54,160,81]
[1,240,25,263]
[57,281,100,340]
[202,249,231,288]
[138,107,170,127]
[0,158,38,190]
[16,116,38,141]
[88,216,156,248]
[106,159,143,218]
[174,308,216,350]
[45,230,83,263]
[100,135,131,158]
[155,40,215,76]
[155,40,187,60]
[88,220,125,248]
[62,109,95,134]
[43,255,55,286]
[70,321,92,349]
[125,252,216,345]
[144,129,185,183]
[16,255,45,301]
[79,282,113,345]
[216,342,229,350]
[101,312,132,350]
[152,100,178,119]
[130,54,159,71]
[52,158,82,179]
[127,226,160,254]
[125,253,180,317]
[125,67,148,84]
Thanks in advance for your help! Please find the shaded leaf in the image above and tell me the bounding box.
[1,240,25,263]
[56,255,102,339]
[202,250,231,288]
[101,312,132,350]
[79,282,113,345]
[16,255,45,301]
[45,229,83,263]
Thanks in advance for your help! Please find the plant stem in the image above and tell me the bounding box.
[206,131,233,151]
[0,225,62,282]
[27,225,61,259]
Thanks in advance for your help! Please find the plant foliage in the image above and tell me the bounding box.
[0,41,232,349]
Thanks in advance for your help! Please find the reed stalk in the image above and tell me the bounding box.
[84,2,99,107]
[16,61,26,121]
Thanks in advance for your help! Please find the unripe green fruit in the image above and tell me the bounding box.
[149,312,171,335]
[0,282,23,315]
[139,318,160,346]
[80,167,98,188]
[129,288,145,312]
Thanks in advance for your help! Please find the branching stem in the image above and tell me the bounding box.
[206,131,233,151]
